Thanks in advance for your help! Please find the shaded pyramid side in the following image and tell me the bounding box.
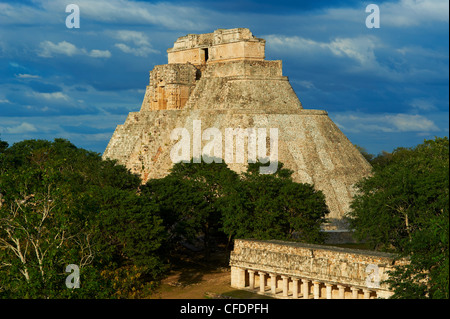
[103,108,372,229]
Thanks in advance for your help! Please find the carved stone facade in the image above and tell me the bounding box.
[230,239,408,299]
[167,28,265,65]
[103,28,373,230]
[141,64,197,111]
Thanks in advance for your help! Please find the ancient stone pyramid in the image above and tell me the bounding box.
[103,28,372,230]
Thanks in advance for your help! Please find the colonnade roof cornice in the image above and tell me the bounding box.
[233,238,399,260]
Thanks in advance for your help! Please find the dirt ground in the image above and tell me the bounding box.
[149,250,270,299]
[148,242,371,299]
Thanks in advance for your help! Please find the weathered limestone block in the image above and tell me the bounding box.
[140,63,197,111]
[168,28,265,65]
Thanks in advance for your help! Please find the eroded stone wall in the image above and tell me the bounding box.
[140,64,197,111]
[167,28,265,65]
[229,239,407,299]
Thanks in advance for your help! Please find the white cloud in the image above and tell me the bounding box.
[9,62,24,68]
[265,34,380,67]
[5,122,38,134]
[388,114,438,132]
[33,92,69,100]
[112,30,159,57]
[37,0,207,30]
[89,49,112,58]
[15,73,41,79]
[320,0,449,28]
[114,30,150,47]
[328,37,378,66]
[298,80,316,89]
[410,99,437,111]
[334,112,440,133]
[381,0,449,27]
[38,41,111,58]
[114,43,158,57]
[38,41,79,57]
[0,2,55,25]
[264,35,323,51]
[396,46,448,60]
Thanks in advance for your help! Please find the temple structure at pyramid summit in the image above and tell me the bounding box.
[103,28,372,233]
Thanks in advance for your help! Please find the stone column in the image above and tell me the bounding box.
[351,287,360,299]
[248,270,255,290]
[337,285,346,299]
[313,281,320,299]
[269,273,277,295]
[325,283,333,299]
[292,278,299,299]
[363,289,371,299]
[282,276,289,297]
[230,266,246,288]
[302,279,309,299]
[259,272,266,293]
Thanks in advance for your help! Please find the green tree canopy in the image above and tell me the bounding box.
[347,137,449,299]
[0,139,166,298]
[354,144,375,163]
[143,160,330,262]
[0,138,7,154]
[221,162,329,243]
[141,160,239,258]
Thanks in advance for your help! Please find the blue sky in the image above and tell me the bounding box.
[0,0,448,155]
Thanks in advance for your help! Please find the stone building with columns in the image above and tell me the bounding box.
[230,239,408,299]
